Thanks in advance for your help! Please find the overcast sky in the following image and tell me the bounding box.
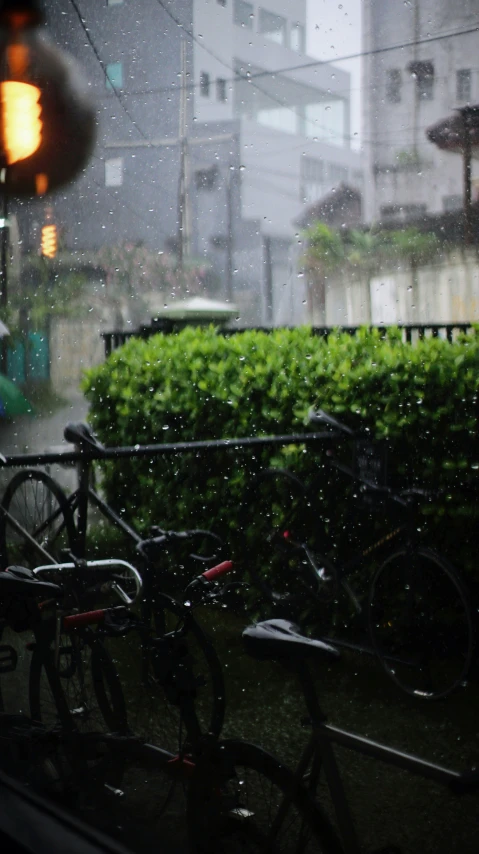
[306,0,362,147]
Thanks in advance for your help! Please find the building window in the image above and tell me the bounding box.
[443,194,462,212]
[105,62,123,91]
[258,9,287,46]
[300,157,326,203]
[216,78,227,101]
[380,203,427,221]
[386,69,402,103]
[200,72,210,97]
[257,106,297,134]
[457,69,471,102]
[234,0,253,28]
[105,157,123,186]
[290,22,305,54]
[195,166,218,191]
[409,60,434,100]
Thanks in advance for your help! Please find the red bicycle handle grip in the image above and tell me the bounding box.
[202,560,233,581]
[62,609,106,630]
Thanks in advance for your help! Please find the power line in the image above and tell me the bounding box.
[69,0,151,142]
[243,24,479,82]
[71,1,479,148]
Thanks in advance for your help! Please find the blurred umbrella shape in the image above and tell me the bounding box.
[0,374,33,417]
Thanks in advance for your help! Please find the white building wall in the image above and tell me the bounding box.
[363,0,479,223]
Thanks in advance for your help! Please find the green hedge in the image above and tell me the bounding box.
[82,326,479,578]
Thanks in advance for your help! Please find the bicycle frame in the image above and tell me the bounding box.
[284,660,467,854]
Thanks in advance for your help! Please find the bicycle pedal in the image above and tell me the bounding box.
[0,644,17,674]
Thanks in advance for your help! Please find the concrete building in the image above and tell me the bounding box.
[362,0,479,224]
[13,0,362,325]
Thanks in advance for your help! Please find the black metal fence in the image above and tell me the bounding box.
[0,430,336,470]
[101,322,475,358]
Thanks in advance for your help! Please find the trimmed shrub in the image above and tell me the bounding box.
[82,326,479,578]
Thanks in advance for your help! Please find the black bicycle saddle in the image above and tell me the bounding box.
[64,422,105,452]
[0,567,62,599]
[242,619,340,663]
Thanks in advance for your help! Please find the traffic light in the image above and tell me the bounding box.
[41,224,57,258]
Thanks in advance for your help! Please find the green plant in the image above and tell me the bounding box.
[82,326,479,578]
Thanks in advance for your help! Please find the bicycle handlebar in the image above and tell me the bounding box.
[183,559,237,606]
[137,528,224,563]
[33,559,143,608]
[308,408,355,436]
[202,560,234,581]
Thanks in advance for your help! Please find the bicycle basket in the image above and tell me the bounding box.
[352,438,388,508]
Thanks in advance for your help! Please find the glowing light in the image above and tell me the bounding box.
[1,81,42,165]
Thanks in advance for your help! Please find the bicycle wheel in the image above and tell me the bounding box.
[0,470,76,567]
[29,619,128,793]
[187,738,344,854]
[368,547,474,699]
[104,590,225,755]
[239,469,336,620]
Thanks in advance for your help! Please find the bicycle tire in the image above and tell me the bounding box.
[29,620,128,790]
[0,470,76,567]
[103,590,225,754]
[239,468,337,620]
[187,737,344,853]
[368,546,474,699]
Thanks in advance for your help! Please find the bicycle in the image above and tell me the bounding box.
[238,409,475,700]
[27,557,247,842]
[30,543,229,758]
[186,617,479,853]
[0,562,136,804]
[0,422,229,751]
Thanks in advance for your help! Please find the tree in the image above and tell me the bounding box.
[302,223,345,321]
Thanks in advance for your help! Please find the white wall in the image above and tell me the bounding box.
[321,249,479,326]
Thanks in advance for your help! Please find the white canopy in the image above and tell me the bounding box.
[154,296,238,322]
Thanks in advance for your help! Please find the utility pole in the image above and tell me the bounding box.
[225,166,234,301]
[462,107,473,246]
[263,236,273,325]
[177,37,189,271]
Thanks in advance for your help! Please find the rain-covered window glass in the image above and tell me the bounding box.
[200,71,210,97]
[290,22,305,54]
[217,0,227,6]
[216,78,227,101]
[456,68,471,102]
[234,0,254,29]
[107,0,123,5]
[258,9,287,46]
[105,61,123,91]
[105,157,123,187]
[386,69,402,103]
[409,60,434,100]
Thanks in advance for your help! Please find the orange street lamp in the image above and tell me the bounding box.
[0,0,96,372]
[0,0,96,197]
